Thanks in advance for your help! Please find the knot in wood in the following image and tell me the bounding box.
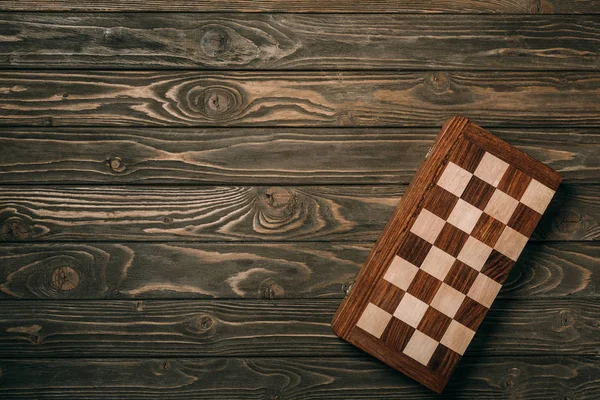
[502,367,521,392]
[152,360,172,376]
[263,187,293,209]
[553,209,580,236]
[107,156,126,173]
[259,278,284,299]
[183,314,217,339]
[555,309,575,330]
[29,334,43,345]
[429,72,450,92]
[200,27,232,58]
[51,265,80,292]
[186,85,243,120]
[1,217,33,241]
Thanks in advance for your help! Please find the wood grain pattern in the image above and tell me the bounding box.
[0,299,596,357]
[1,14,599,70]
[0,184,597,242]
[1,71,599,127]
[0,0,544,13]
[0,356,597,399]
[0,127,597,185]
[1,241,595,300]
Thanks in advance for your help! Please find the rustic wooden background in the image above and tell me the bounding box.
[0,1,599,398]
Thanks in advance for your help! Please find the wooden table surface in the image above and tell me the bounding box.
[0,1,598,399]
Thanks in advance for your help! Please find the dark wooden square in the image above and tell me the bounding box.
[434,223,470,257]
[417,307,452,341]
[448,137,486,173]
[498,165,532,200]
[397,232,433,267]
[481,250,514,284]
[508,203,542,237]
[444,260,479,294]
[423,185,459,220]
[381,318,415,352]
[471,213,505,248]
[407,270,442,304]
[370,279,405,314]
[454,297,489,331]
[460,175,496,210]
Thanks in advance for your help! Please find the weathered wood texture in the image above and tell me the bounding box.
[0,127,597,184]
[1,3,598,397]
[0,0,542,13]
[0,242,596,300]
[0,299,597,357]
[1,71,600,127]
[2,0,599,14]
[1,14,599,70]
[0,356,597,399]
[0,184,596,242]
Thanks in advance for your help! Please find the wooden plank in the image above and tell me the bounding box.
[0,299,596,357]
[0,0,542,13]
[1,71,599,127]
[0,127,597,185]
[2,14,599,70]
[0,242,596,300]
[0,356,597,398]
[0,184,596,242]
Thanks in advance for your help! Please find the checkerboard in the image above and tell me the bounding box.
[331,117,562,393]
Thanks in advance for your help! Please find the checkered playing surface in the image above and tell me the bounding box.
[355,148,555,367]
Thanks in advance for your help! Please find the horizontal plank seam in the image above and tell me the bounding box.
[0,239,594,244]
[2,67,600,72]
[3,68,600,73]
[0,355,597,361]
[0,239,595,245]
[0,9,599,15]
[0,297,595,302]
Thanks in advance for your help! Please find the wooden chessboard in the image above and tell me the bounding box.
[331,116,562,393]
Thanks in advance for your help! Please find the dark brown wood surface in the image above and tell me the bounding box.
[1,242,596,300]
[0,299,596,357]
[2,0,600,13]
[0,127,597,184]
[1,14,599,70]
[0,184,597,241]
[1,71,599,127]
[0,3,598,399]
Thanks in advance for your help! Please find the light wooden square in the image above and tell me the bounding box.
[393,293,429,328]
[483,189,519,224]
[474,152,509,187]
[356,302,393,338]
[420,246,456,281]
[437,162,473,197]
[410,209,446,244]
[440,320,475,355]
[384,256,419,290]
[430,283,466,318]
[467,273,502,308]
[520,178,555,214]
[494,225,529,261]
[403,330,439,366]
[457,236,493,271]
[447,199,483,234]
